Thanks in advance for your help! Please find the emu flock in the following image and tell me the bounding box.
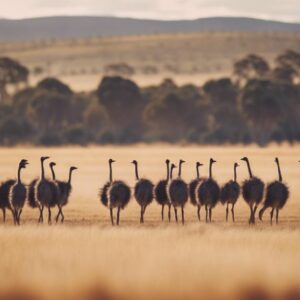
[0,156,77,225]
[100,156,289,226]
[0,156,290,226]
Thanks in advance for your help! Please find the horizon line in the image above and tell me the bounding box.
[0,15,299,24]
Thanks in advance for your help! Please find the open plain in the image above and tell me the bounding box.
[0,144,299,300]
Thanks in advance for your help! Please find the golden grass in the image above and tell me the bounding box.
[0,144,299,300]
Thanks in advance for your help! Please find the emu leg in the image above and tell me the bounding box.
[38,206,44,223]
[116,207,120,226]
[205,205,208,223]
[197,205,201,221]
[226,203,229,222]
[252,205,258,224]
[18,209,22,225]
[209,207,212,223]
[48,207,52,225]
[231,204,235,223]
[110,208,114,226]
[13,209,17,226]
[249,204,255,224]
[270,208,274,225]
[161,204,164,221]
[259,206,267,221]
[2,208,5,223]
[276,209,279,224]
[60,209,65,223]
[181,206,184,225]
[143,206,147,223]
[168,204,171,222]
[55,206,61,223]
[174,207,178,223]
[140,206,144,224]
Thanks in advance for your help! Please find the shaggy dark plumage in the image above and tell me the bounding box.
[134,179,153,205]
[109,180,131,210]
[0,179,16,222]
[199,179,220,209]
[264,181,289,209]
[242,177,264,206]
[259,181,289,224]
[154,180,168,205]
[220,181,240,205]
[56,181,71,205]
[168,179,188,207]
[220,179,240,222]
[0,179,16,209]
[189,179,199,206]
[154,159,171,222]
[100,181,110,207]
[28,179,38,208]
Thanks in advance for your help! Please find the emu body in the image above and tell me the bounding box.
[220,162,240,222]
[154,159,171,222]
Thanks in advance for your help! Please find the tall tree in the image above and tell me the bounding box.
[234,54,270,85]
[96,76,144,141]
[239,79,296,145]
[0,57,29,102]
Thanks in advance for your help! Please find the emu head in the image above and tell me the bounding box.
[131,160,138,165]
[41,156,50,162]
[70,166,78,172]
[49,162,56,168]
[196,162,203,167]
[19,159,29,169]
[109,158,115,164]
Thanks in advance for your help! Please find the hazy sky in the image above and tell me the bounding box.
[1,0,300,22]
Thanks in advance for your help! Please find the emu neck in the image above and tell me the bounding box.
[178,162,182,178]
[166,162,170,181]
[276,160,283,182]
[68,169,73,185]
[170,167,174,180]
[209,162,213,179]
[134,163,139,180]
[41,160,45,180]
[109,162,113,183]
[50,165,56,180]
[234,165,237,182]
[245,159,253,178]
[17,166,22,184]
[196,165,200,179]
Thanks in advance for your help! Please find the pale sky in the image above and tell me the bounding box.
[1,0,300,22]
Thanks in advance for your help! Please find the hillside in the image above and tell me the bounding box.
[0,16,300,41]
[1,31,300,90]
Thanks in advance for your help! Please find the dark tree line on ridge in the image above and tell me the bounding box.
[0,49,300,146]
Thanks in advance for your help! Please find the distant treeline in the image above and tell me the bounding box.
[0,49,300,146]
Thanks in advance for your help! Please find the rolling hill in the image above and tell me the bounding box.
[0,16,300,41]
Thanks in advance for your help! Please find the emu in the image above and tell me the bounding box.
[189,162,204,221]
[241,157,264,224]
[167,160,188,225]
[100,159,131,225]
[154,159,172,222]
[49,162,77,223]
[196,158,220,223]
[220,162,240,222]
[0,179,16,222]
[132,160,154,223]
[9,159,29,225]
[35,156,59,224]
[259,157,289,225]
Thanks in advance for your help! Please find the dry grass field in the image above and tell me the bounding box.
[0,144,300,299]
[2,32,300,90]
